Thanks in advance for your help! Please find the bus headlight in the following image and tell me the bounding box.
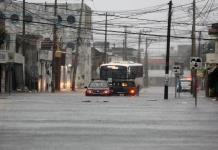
[122,82,128,87]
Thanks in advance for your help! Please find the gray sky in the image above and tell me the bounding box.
[25,0,218,53]
[27,0,192,11]
[90,0,191,11]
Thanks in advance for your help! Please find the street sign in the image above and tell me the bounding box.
[190,57,202,70]
[173,65,181,75]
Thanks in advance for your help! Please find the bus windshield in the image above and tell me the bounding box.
[100,66,127,80]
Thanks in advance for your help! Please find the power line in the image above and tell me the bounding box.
[4,1,216,43]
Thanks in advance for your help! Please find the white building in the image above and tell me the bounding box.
[0,0,92,92]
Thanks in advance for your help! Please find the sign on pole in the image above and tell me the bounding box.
[173,65,181,75]
[190,57,202,108]
[190,57,202,70]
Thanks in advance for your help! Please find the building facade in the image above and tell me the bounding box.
[0,0,92,92]
[205,23,218,97]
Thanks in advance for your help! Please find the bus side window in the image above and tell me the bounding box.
[128,67,130,74]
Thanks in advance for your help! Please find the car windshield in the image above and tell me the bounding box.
[89,81,108,88]
[112,81,135,87]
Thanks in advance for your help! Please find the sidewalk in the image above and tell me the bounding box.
[139,86,216,101]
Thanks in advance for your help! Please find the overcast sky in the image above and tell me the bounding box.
[90,0,192,11]
[24,0,217,52]
[27,0,192,11]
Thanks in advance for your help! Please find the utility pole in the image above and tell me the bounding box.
[104,12,108,63]
[144,38,156,87]
[72,0,84,91]
[198,31,202,57]
[144,38,149,87]
[124,26,127,61]
[22,0,25,89]
[164,0,172,100]
[198,31,205,91]
[191,0,196,96]
[22,0,25,55]
[51,0,61,92]
[122,39,125,61]
[137,31,141,63]
[192,0,196,57]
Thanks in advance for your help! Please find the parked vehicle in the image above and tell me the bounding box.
[177,78,191,92]
[85,80,112,96]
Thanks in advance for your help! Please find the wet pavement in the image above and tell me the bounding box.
[0,87,218,150]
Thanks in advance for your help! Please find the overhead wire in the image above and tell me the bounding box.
[3,0,217,48]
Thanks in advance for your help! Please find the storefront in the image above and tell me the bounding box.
[206,65,218,97]
[0,50,8,93]
[0,51,24,93]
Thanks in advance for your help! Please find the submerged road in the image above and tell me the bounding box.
[0,87,218,150]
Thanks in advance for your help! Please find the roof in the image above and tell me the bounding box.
[100,61,143,67]
[92,47,112,55]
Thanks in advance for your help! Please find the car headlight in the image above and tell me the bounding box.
[103,90,109,94]
[87,89,93,94]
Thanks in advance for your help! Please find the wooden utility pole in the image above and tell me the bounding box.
[137,31,141,63]
[122,39,125,61]
[164,0,172,100]
[51,0,61,92]
[22,0,25,55]
[144,38,149,87]
[198,31,204,90]
[192,0,196,57]
[198,31,202,57]
[191,0,196,96]
[72,0,84,91]
[104,12,108,63]
[22,0,25,89]
[124,26,127,61]
[144,38,156,87]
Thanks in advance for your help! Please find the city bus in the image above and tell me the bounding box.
[100,61,143,96]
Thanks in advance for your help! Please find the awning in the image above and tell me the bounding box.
[208,66,218,75]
